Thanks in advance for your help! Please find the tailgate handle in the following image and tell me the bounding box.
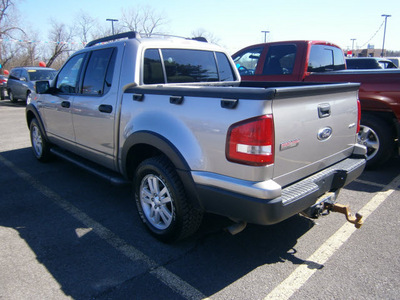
[170,96,184,105]
[318,103,331,118]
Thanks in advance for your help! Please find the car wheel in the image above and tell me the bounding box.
[30,118,51,162]
[134,156,203,242]
[26,91,32,103]
[0,88,5,100]
[358,114,393,168]
[8,89,17,103]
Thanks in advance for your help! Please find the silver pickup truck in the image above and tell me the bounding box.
[26,32,366,242]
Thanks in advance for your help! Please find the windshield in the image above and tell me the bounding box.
[28,69,57,81]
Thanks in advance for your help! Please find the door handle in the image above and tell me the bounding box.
[61,101,70,108]
[99,104,113,113]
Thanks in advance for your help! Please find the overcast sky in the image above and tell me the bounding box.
[18,0,400,54]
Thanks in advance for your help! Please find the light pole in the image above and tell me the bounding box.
[381,14,391,57]
[261,30,270,43]
[351,38,356,54]
[106,18,119,35]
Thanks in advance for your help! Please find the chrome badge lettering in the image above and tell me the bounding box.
[317,127,333,141]
[280,139,300,151]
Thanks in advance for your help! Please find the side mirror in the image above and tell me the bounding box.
[35,81,50,94]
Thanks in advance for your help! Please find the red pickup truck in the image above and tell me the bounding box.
[232,40,400,168]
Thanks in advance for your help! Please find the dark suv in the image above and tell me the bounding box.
[7,67,57,103]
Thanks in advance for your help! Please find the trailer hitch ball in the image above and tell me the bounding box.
[324,203,363,229]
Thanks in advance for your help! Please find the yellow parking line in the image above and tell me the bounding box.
[0,154,206,299]
[264,173,400,300]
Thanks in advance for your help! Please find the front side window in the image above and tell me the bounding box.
[308,45,345,72]
[82,48,116,95]
[262,45,297,75]
[56,54,85,94]
[233,47,263,76]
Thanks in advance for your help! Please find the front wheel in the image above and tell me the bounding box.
[134,156,203,242]
[30,118,51,162]
[26,91,32,103]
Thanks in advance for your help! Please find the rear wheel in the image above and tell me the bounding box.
[358,114,393,168]
[8,89,18,103]
[30,118,51,162]
[134,156,203,242]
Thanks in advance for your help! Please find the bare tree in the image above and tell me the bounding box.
[46,20,75,68]
[75,11,97,46]
[120,6,168,37]
[0,0,25,71]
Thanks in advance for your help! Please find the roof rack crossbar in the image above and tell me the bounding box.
[86,31,139,48]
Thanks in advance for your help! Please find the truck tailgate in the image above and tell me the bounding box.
[271,83,360,186]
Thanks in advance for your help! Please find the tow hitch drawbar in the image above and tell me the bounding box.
[324,202,363,229]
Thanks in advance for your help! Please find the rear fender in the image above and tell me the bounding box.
[121,131,202,209]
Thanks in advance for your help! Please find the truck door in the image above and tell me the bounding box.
[39,53,85,143]
[71,47,118,169]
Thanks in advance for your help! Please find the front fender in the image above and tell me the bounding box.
[26,104,48,141]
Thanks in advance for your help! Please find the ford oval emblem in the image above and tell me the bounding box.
[317,127,333,141]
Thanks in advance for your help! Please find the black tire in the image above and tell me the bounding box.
[358,114,394,168]
[134,156,203,242]
[8,89,18,103]
[30,118,52,162]
[26,91,32,103]
[0,88,5,100]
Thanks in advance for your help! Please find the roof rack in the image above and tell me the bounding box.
[137,33,208,43]
[86,31,140,48]
[191,37,208,43]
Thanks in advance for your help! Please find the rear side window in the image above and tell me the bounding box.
[308,45,345,72]
[262,45,297,75]
[143,49,164,84]
[162,49,218,83]
[216,52,235,81]
[10,69,21,80]
[143,48,236,84]
[82,48,116,95]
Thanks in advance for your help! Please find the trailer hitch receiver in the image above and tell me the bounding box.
[324,202,363,229]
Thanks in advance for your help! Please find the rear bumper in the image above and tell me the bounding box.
[193,157,366,225]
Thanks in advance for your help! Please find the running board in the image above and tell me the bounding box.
[50,148,129,186]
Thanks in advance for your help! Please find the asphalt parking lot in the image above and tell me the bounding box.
[1,99,399,300]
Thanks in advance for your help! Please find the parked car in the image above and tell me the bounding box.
[346,57,398,69]
[7,67,57,103]
[232,40,400,168]
[0,75,8,100]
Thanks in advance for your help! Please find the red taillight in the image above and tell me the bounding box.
[357,99,361,133]
[226,115,274,166]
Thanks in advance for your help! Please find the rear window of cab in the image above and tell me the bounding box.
[143,49,236,84]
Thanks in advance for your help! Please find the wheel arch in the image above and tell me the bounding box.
[26,104,49,141]
[121,131,202,209]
